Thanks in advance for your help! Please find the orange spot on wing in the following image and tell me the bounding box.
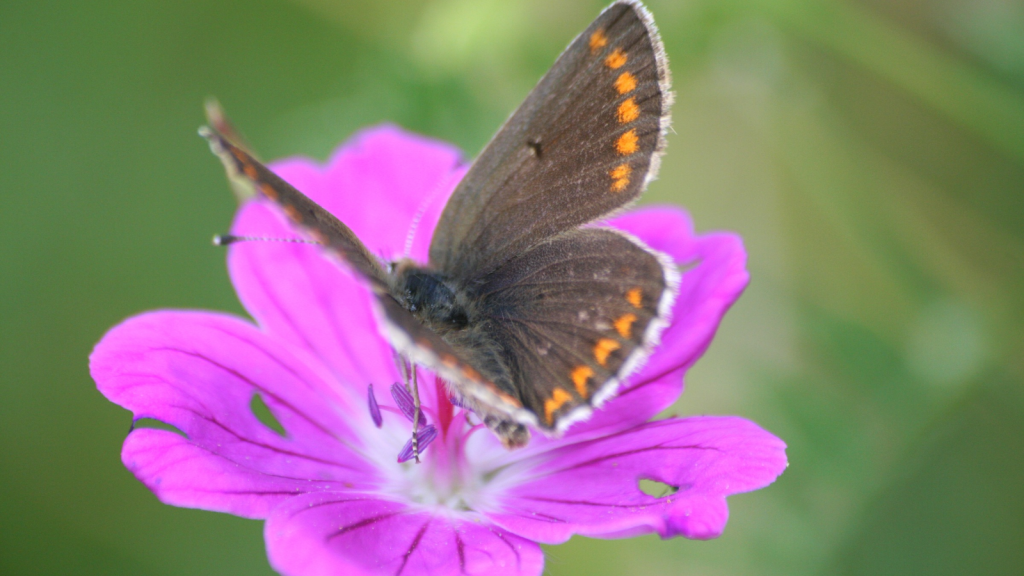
[497,391,521,408]
[571,366,594,397]
[609,163,631,193]
[615,129,639,155]
[441,354,458,368]
[614,313,637,338]
[593,338,621,367]
[617,97,640,123]
[242,163,258,180]
[605,47,627,69]
[610,163,631,180]
[543,387,573,425]
[589,29,608,54]
[626,287,643,308]
[283,205,302,223]
[259,183,279,201]
[462,366,482,381]
[614,71,637,94]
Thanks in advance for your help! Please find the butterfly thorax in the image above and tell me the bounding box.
[390,259,525,440]
[390,261,472,334]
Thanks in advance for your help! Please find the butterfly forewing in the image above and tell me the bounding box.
[201,128,390,291]
[478,228,677,431]
[429,0,671,280]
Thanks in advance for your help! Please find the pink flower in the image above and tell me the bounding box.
[91,126,786,575]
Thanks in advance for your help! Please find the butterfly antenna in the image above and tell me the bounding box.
[402,173,453,258]
[212,234,322,246]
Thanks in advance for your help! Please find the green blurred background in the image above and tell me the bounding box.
[2,0,1023,574]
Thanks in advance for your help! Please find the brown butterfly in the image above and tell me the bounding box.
[202,0,677,450]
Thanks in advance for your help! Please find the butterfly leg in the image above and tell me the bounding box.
[393,351,423,463]
[408,364,422,463]
[393,349,409,384]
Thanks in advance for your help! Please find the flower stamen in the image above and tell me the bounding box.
[397,425,438,463]
[390,382,428,424]
[367,383,383,428]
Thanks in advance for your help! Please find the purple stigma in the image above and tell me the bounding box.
[367,384,382,428]
[390,383,427,425]
[397,425,438,463]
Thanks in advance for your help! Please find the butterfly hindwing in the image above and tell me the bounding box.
[374,292,532,422]
[478,227,678,431]
[429,0,671,280]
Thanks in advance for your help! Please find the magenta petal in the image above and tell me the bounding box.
[228,127,467,394]
[94,119,783,574]
[265,494,544,576]
[485,416,786,543]
[90,311,380,518]
[618,208,749,380]
[229,202,396,398]
[567,207,750,436]
[314,126,467,261]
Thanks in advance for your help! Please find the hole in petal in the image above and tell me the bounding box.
[638,478,678,498]
[250,393,286,436]
[132,418,187,438]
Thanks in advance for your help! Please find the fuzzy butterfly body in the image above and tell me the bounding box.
[202,0,677,448]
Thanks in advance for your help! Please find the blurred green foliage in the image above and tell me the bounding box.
[1,0,1022,574]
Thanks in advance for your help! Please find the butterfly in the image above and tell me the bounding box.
[201,0,677,450]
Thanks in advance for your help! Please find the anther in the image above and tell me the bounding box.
[367,384,382,428]
[390,383,428,425]
[397,425,438,463]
